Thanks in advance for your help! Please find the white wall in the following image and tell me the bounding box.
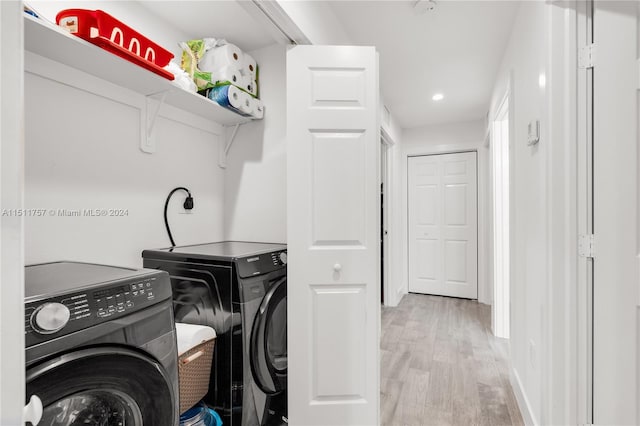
[487,2,582,425]
[398,119,489,304]
[489,3,547,423]
[24,2,225,269]
[223,43,287,243]
[24,72,225,268]
[402,120,486,150]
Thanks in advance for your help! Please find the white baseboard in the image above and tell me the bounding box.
[510,367,538,426]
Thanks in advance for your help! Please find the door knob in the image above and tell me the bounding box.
[333,263,342,272]
[23,395,43,425]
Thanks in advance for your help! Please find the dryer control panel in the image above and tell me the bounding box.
[237,249,287,278]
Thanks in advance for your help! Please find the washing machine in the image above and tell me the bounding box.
[142,241,287,426]
[25,261,179,426]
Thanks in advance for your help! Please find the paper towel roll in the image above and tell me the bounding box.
[175,323,216,356]
[207,84,251,116]
[238,90,253,115]
[199,43,244,72]
[242,53,257,76]
[250,97,264,119]
[213,65,242,86]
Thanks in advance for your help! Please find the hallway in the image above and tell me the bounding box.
[381,294,524,426]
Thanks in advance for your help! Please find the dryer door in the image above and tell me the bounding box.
[250,277,287,395]
[26,347,175,426]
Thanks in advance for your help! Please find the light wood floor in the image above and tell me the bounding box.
[381,294,524,426]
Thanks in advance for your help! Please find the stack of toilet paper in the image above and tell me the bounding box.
[179,38,264,119]
[199,44,258,96]
[198,43,263,119]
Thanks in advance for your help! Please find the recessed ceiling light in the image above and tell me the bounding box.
[432,93,444,101]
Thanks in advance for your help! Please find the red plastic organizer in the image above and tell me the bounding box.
[56,9,174,81]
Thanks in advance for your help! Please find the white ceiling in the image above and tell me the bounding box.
[137,1,278,53]
[329,1,520,129]
[140,0,518,130]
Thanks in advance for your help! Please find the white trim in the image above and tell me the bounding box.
[381,126,396,146]
[491,88,511,339]
[573,1,590,423]
[401,142,487,303]
[511,367,539,426]
[239,0,310,45]
[0,1,25,423]
[381,126,400,306]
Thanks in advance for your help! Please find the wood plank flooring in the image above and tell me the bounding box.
[381,294,524,426]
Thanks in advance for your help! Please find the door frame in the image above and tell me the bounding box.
[576,1,593,422]
[0,1,25,423]
[402,145,486,301]
[380,127,396,306]
[490,87,512,339]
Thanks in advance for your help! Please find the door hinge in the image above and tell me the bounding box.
[578,234,596,258]
[579,44,596,69]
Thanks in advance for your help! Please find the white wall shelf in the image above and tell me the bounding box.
[24,14,253,127]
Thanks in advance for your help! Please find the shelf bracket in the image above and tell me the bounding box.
[141,91,168,154]
[218,123,241,169]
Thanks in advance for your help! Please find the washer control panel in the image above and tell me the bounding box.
[25,272,169,347]
[94,278,157,319]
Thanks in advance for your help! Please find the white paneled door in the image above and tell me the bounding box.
[287,45,379,425]
[408,152,478,299]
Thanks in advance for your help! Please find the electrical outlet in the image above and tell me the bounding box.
[529,339,536,369]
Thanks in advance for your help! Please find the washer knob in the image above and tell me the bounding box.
[32,303,70,334]
[279,252,288,265]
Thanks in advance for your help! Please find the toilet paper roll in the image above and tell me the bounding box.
[212,65,242,86]
[199,43,244,72]
[238,90,253,115]
[250,97,264,119]
[238,75,258,97]
[207,84,251,116]
[242,53,257,76]
[248,79,258,97]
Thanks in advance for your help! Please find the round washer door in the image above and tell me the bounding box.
[26,347,175,426]
[250,277,287,395]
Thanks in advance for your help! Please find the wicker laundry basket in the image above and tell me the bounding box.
[176,324,216,414]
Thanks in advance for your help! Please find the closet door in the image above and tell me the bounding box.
[408,152,478,299]
[287,45,379,425]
